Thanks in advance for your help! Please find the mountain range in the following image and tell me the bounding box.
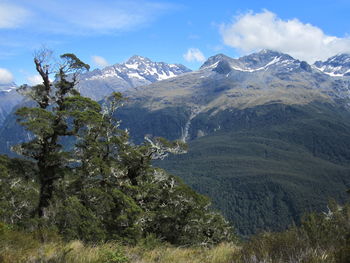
[2,50,350,235]
[75,55,191,101]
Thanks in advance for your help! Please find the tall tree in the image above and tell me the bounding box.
[14,50,95,218]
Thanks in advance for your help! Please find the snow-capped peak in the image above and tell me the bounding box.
[120,55,191,82]
[238,50,296,69]
[200,54,234,70]
[75,56,191,100]
[84,55,191,83]
[314,54,350,77]
[201,50,303,73]
[126,55,151,63]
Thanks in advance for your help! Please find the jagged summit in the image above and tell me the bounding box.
[239,50,296,69]
[75,55,191,100]
[125,55,152,65]
[314,53,350,76]
[200,50,309,74]
[121,55,191,79]
[200,54,234,69]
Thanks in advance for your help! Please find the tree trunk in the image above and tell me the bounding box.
[37,166,55,218]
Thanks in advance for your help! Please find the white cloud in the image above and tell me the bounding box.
[92,55,109,68]
[26,75,42,86]
[183,48,206,63]
[0,68,14,84]
[0,3,31,28]
[220,10,350,63]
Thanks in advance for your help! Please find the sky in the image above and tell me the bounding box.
[1,0,350,85]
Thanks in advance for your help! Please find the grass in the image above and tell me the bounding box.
[1,240,128,263]
[0,223,239,263]
[0,228,239,263]
[131,243,238,263]
[1,226,347,263]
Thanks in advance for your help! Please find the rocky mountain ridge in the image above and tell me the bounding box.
[75,55,191,100]
[125,50,350,116]
[201,50,307,73]
[314,53,350,76]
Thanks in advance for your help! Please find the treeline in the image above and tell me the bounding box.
[0,51,233,246]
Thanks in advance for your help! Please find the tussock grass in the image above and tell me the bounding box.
[131,243,238,263]
[1,239,129,263]
[0,228,238,263]
[1,241,239,263]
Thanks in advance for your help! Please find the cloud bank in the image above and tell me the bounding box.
[183,48,206,63]
[220,10,350,63]
[0,68,14,84]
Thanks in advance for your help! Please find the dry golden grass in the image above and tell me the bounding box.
[0,239,126,263]
[129,243,238,263]
[0,237,239,263]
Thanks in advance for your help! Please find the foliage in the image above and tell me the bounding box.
[101,247,130,263]
[0,155,38,225]
[132,169,234,246]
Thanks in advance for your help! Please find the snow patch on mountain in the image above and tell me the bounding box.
[230,56,283,72]
[314,54,350,77]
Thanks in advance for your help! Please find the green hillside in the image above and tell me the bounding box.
[154,102,350,235]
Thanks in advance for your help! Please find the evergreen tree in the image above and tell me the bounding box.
[14,50,94,218]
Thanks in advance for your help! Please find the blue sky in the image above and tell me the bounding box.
[1,0,350,85]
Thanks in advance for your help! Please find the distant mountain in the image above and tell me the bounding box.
[0,83,22,126]
[123,50,346,118]
[201,50,309,73]
[75,55,191,100]
[314,53,350,76]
